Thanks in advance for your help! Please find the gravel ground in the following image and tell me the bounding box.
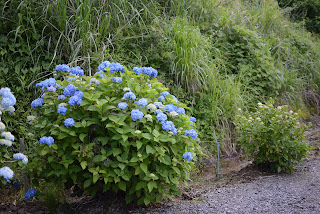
[136,159,320,214]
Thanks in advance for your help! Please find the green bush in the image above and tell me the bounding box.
[235,100,309,173]
[27,62,203,205]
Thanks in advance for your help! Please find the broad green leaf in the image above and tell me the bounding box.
[146,145,155,154]
[79,133,86,142]
[83,178,92,188]
[140,163,148,173]
[118,181,126,191]
[113,148,121,156]
[93,155,107,162]
[87,105,100,112]
[81,161,87,170]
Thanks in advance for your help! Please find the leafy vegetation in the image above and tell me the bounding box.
[27,63,203,205]
[235,100,309,173]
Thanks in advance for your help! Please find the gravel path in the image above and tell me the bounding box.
[137,159,320,214]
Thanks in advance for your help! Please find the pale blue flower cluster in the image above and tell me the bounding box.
[0,88,16,110]
[148,84,152,89]
[133,66,158,78]
[55,64,71,72]
[0,166,14,181]
[57,95,66,101]
[13,153,28,164]
[182,152,193,161]
[64,118,75,127]
[35,78,56,89]
[161,121,177,134]
[112,77,123,83]
[39,136,54,146]
[0,139,12,146]
[89,78,101,85]
[110,63,125,73]
[70,66,84,76]
[161,91,170,97]
[24,189,37,200]
[1,131,15,141]
[190,117,196,123]
[163,104,177,113]
[155,109,163,115]
[123,92,136,100]
[131,109,144,121]
[63,84,76,96]
[98,61,125,73]
[156,112,167,122]
[68,94,82,106]
[31,98,43,109]
[184,129,198,139]
[176,107,185,114]
[47,86,56,92]
[154,102,163,108]
[137,98,148,107]
[98,61,110,71]
[118,102,128,110]
[57,103,68,115]
[158,95,165,101]
[95,72,105,78]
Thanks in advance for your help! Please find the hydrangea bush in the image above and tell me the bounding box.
[0,88,28,184]
[235,100,309,173]
[28,62,203,205]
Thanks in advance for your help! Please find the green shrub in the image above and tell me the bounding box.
[27,62,203,205]
[235,100,309,173]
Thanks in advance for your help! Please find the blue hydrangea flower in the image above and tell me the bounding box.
[141,67,157,77]
[95,71,105,78]
[158,95,165,101]
[163,103,177,113]
[69,95,82,106]
[148,84,152,89]
[155,109,163,115]
[64,118,75,127]
[41,93,45,98]
[13,153,28,165]
[184,129,198,139]
[0,166,14,181]
[161,91,170,97]
[13,182,21,189]
[70,66,84,76]
[74,90,84,99]
[176,108,185,114]
[47,86,56,92]
[112,77,123,83]
[55,64,70,72]
[98,61,110,71]
[133,67,142,75]
[0,87,11,96]
[24,189,37,200]
[31,98,43,108]
[39,136,54,146]
[154,102,163,108]
[1,96,16,109]
[190,117,196,123]
[123,92,136,100]
[109,62,125,73]
[35,78,56,88]
[156,113,167,122]
[1,132,14,141]
[57,95,66,101]
[118,102,128,110]
[131,109,144,121]
[67,77,76,82]
[63,84,76,97]
[57,104,68,115]
[182,152,193,161]
[137,98,148,107]
[161,121,176,134]
[89,78,101,85]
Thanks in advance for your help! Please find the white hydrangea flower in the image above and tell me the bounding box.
[147,103,156,110]
[0,139,12,146]
[135,130,141,134]
[0,122,5,130]
[144,114,152,121]
[123,87,131,92]
[169,111,178,117]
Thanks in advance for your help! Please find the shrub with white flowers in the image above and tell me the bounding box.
[0,88,28,184]
[28,62,203,205]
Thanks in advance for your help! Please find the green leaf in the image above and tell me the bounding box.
[118,181,126,191]
[74,122,82,128]
[93,155,107,162]
[93,174,99,183]
[140,163,148,173]
[83,178,92,188]
[142,133,152,140]
[136,141,142,149]
[136,181,145,191]
[79,133,86,142]
[113,148,121,156]
[172,167,181,176]
[81,161,87,170]
[152,129,160,138]
[87,105,100,112]
[146,145,155,154]
[147,181,157,192]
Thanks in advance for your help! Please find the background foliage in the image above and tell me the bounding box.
[1,0,320,156]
